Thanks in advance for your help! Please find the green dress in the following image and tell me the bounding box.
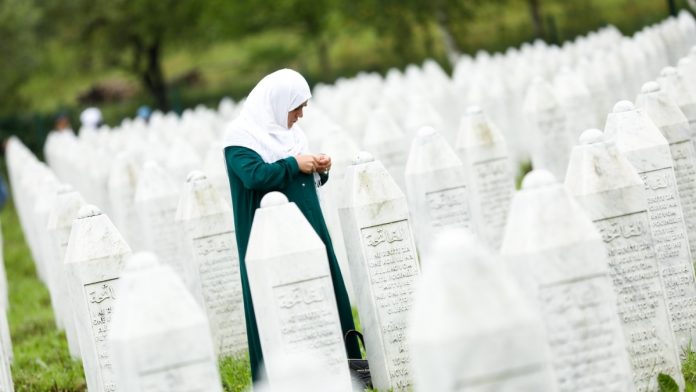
[224,146,361,382]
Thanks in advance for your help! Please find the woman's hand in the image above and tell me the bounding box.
[295,154,316,174]
[315,154,332,174]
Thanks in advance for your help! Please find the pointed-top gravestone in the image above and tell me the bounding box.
[46,184,86,359]
[605,100,696,352]
[658,67,696,137]
[109,252,223,392]
[175,171,247,358]
[338,152,419,391]
[409,228,557,392]
[318,128,361,300]
[523,76,572,181]
[553,67,598,141]
[65,204,132,392]
[363,109,409,190]
[637,81,696,263]
[246,192,352,392]
[108,151,143,251]
[565,129,683,390]
[165,138,202,185]
[455,106,514,250]
[405,126,474,254]
[134,161,187,285]
[501,169,634,391]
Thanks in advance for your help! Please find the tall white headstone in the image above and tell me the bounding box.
[637,81,696,263]
[523,77,571,181]
[565,129,684,390]
[109,252,223,392]
[65,205,132,392]
[175,171,247,358]
[409,228,557,392]
[405,126,474,254]
[363,109,409,190]
[246,192,352,392]
[455,106,515,250]
[108,151,143,251]
[338,152,420,391]
[501,170,634,391]
[134,161,187,283]
[659,67,696,138]
[46,184,86,359]
[605,101,696,351]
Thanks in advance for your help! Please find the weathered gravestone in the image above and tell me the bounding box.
[637,81,696,263]
[109,252,223,392]
[175,171,247,358]
[523,77,572,181]
[565,129,684,390]
[318,127,361,300]
[501,169,634,391]
[455,106,515,250]
[46,184,86,359]
[108,151,143,251]
[363,109,409,191]
[134,161,188,284]
[409,228,557,392]
[246,192,352,391]
[605,101,696,350]
[405,126,475,255]
[659,67,696,138]
[65,205,132,392]
[553,67,599,141]
[338,152,420,391]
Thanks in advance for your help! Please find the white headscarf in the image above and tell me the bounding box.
[224,69,312,163]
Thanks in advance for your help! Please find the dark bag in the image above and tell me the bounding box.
[345,329,372,389]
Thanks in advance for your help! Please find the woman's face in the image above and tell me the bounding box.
[287,101,307,128]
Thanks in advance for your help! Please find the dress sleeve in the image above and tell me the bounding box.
[225,146,300,191]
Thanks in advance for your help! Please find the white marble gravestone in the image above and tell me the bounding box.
[246,192,352,392]
[637,81,696,263]
[175,171,247,358]
[405,126,474,255]
[65,205,132,392]
[318,127,361,300]
[565,129,684,390]
[338,152,420,391]
[252,351,348,392]
[523,77,572,181]
[501,170,634,391]
[134,161,187,283]
[109,252,223,392]
[409,228,557,392]
[455,106,515,250]
[363,108,409,190]
[554,67,599,141]
[108,151,143,251]
[659,67,696,138]
[605,101,696,351]
[46,184,86,359]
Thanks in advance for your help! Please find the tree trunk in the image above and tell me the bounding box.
[142,41,169,111]
[667,0,677,16]
[527,0,545,40]
[317,37,331,82]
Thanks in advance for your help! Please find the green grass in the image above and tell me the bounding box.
[2,199,86,391]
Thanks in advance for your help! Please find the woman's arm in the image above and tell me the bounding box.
[225,146,299,191]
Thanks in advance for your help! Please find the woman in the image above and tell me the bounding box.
[223,68,361,382]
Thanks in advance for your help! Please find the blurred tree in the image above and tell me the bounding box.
[527,0,545,40]
[45,0,211,110]
[0,0,42,114]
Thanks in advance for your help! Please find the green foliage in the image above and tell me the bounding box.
[658,373,680,392]
[220,355,252,392]
[2,199,87,391]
